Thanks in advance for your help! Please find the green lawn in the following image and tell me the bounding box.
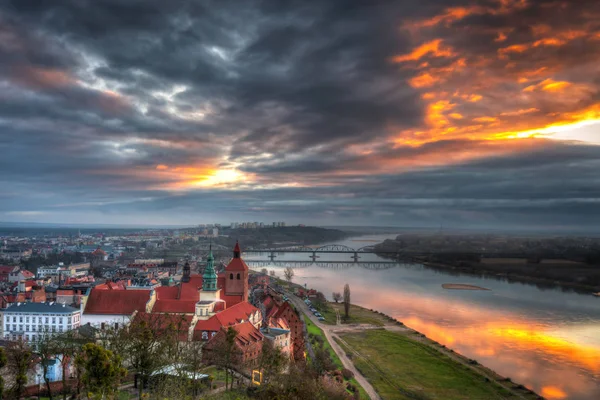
[321,303,390,326]
[338,329,518,400]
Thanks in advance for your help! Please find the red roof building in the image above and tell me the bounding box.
[202,321,264,369]
[83,289,151,315]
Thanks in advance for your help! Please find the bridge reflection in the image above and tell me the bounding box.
[245,260,406,270]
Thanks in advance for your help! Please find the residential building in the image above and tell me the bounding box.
[2,302,81,342]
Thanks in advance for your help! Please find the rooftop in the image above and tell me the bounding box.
[4,302,79,314]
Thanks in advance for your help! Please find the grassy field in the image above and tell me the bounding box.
[337,329,525,400]
[322,302,391,326]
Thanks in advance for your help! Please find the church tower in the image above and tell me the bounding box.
[195,246,222,319]
[202,247,218,291]
[181,261,191,283]
[224,241,249,301]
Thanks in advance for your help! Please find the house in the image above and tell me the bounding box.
[2,302,81,342]
[9,269,35,283]
[81,288,153,329]
[202,321,264,370]
[0,266,19,283]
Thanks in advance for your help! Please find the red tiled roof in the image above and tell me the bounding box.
[196,301,259,331]
[84,289,150,315]
[155,285,179,300]
[233,321,263,347]
[0,266,16,274]
[179,276,203,300]
[152,299,197,313]
[21,270,34,278]
[225,257,248,272]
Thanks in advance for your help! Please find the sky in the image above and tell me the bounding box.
[0,0,599,229]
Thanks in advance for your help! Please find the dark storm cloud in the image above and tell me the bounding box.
[0,0,599,228]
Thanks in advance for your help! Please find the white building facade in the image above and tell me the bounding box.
[2,302,81,342]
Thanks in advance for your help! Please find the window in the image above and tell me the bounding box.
[52,317,56,324]
[202,331,208,340]
[45,317,49,323]
[230,273,233,279]
[211,332,217,337]
[19,316,23,322]
[237,273,240,280]
[32,317,36,323]
[26,317,29,323]
[114,323,119,330]
[26,325,29,331]
[12,317,16,323]
[6,325,10,331]
[19,325,23,331]
[59,317,63,324]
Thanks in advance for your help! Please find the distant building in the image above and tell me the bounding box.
[9,269,35,283]
[2,302,81,342]
[0,265,19,283]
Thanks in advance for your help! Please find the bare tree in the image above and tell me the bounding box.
[260,268,268,275]
[284,267,295,283]
[269,270,276,277]
[343,284,351,319]
[332,292,342,303]
[34,329,57,400]
[6,339,34,399]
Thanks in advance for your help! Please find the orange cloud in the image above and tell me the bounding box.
[523,79,572,93]
[392,39,455,63]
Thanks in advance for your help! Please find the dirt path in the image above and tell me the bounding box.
[287,293,381,400]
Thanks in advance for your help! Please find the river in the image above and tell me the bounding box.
[244,234,600,400]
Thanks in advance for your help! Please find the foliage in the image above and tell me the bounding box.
[0,347,6,399]
[332,292,342,303]
[341,368,354,380]
[6,339,33,399]
[343,284,351,319]
[284,267,294,283]
[75,343,127,399]
[211,327,239,391]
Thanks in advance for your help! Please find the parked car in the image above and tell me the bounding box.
[318,317,325,321]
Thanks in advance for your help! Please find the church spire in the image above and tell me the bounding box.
[233,241,241,258]
[181,261,190,283]
[202,244,217,291]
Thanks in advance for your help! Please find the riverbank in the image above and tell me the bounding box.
[273,273,541,400]
[324,304,541,400]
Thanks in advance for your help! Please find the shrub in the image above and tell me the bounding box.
[341,368,354,380]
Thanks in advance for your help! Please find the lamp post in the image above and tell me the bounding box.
[37,373,41,400]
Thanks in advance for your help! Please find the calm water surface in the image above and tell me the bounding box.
[245,234,600,400]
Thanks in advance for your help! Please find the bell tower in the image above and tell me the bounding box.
[224,241,249,302]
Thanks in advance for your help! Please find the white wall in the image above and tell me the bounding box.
[81,313,132,329]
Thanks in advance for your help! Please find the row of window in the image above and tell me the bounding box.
[4,323,76,333]
[6,316,76,324]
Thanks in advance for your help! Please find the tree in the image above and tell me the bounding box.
[284,267,294,283]
[343,284,351,319]
[260,268,268,275]
[6,339,34,398]
[6,339,33,399]
[35,330,57,400]
[269,270,276,277]
[257,340,288,385]
[127,314,172,398]
[54,330,89,400]
[75,343,126,399]
[332,292,342,303]
[211,327,239,391]
[0,347,6,399]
